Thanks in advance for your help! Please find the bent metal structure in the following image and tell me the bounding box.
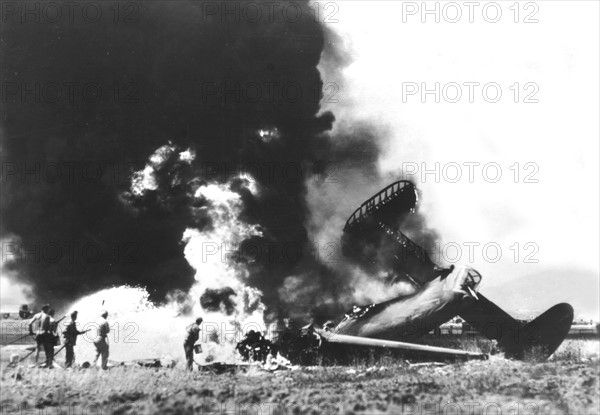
[326,180,573,360]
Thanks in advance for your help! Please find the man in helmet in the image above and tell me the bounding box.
[93,310,110,370]
[63,311,89,368]
[183,317,203,371]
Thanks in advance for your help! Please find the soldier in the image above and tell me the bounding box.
[93,310,110,370]
[37,308,55,368]
[183,317,203,371]
[41,308,60,368]
[28,304,49,364]
[63,311,89,368]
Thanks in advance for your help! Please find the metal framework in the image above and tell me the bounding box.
[344,180,416,231]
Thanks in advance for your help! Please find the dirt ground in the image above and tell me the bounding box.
[1,352,598,415]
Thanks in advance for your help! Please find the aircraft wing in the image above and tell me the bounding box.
[314,328,487,360]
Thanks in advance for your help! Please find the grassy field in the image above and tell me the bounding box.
[1,341,599,415]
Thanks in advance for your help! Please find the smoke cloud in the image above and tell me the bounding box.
[0,1,331,311]
[200,287,236,315]
[2,0,435,324]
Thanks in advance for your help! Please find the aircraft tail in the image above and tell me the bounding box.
[459,294,573,360]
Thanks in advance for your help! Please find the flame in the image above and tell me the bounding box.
[67,174,269,366]
[183,178,267,361]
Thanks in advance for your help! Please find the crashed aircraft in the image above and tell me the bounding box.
[246,180,574,363]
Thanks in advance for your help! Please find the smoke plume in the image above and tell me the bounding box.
[2,0,436,324]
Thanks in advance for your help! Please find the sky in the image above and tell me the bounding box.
[319,1,599,316]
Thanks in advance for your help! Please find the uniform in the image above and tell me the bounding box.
[183,322,201,371]
[93,316,110,369]
[41,313,54,367]
[63,320,85,368]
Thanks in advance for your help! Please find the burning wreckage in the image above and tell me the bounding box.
[237,180,574,364]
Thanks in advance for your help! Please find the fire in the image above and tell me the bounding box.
[67,175,269,366]
[69,286,183,364]
[183,178,267,361]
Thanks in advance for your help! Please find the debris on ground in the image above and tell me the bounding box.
[235,326,322,366]
[262,353,294,371]
[235,330,276,362]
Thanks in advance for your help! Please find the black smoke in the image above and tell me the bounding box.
[200,287,237,315]
[0,1,345,311]
[1,1,430,322]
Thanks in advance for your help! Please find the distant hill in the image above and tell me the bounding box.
[484,269,599,320]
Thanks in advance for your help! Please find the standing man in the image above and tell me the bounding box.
[41,308,55,368]
[28,304,49,364]
[183,317,203,371]
[93,310,110,370]
[63,311,88,368]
